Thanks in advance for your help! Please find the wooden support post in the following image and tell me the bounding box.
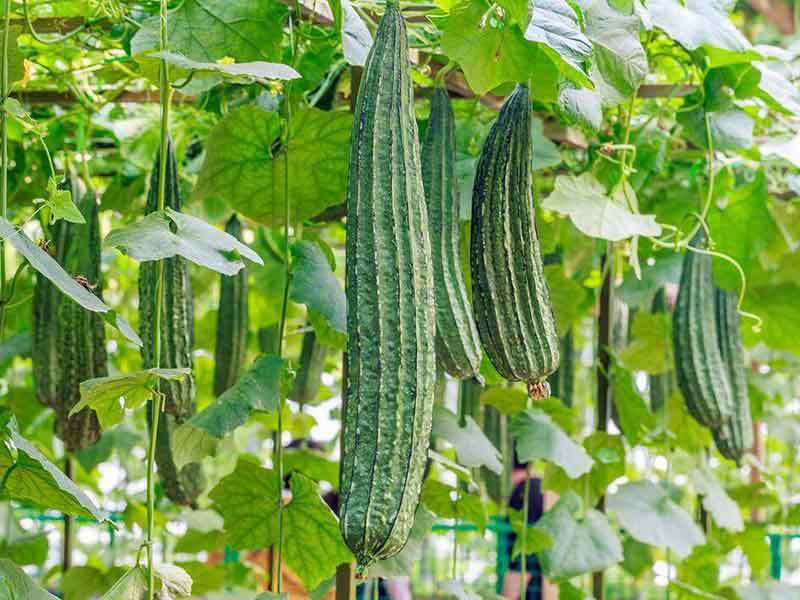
[592,252,613,600]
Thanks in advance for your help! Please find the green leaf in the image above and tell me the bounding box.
[0,558,58,600]
[342,0,372,66]
[744,284,800,353]
[172,355,285,467]
[0,533,48,567]
[678,106,754,152]
[523,0,593,86]
[610,362,656,445]
[607,480,705,559]
[422,479,488,531]
[440,0,560,98]
[532,117,561,171]
[509,508,554,558]
[736,583,800,600]
[432,404,502,474]
[0,420,105,521]
[62,566,116,600]
[154,563,193,597]
[708,171,778,289]
[290,240,346,335]
[691,466,744,533]
[174,529,226,554]
[195,106,353,227]
[479,387,529,416]
[621,535,653,579]
[542,174,661,241]
[210,461,353,591]
[0,218,141,347]
[284,448,340,487]
[544,264,590,335]
[542,432,625,508]
[152,51,300,82]
[44,177,84,225]
[176,561,225,595]
[371,507,436,578]
[646,0,756,65]
[619,311,672,374]
[105,209,263,276]
[510,408,593,478]
[100,566,147,599]
[581,0,648,97]
[131,0,288,85]
[69,368,191,428]
[536,491,622,578]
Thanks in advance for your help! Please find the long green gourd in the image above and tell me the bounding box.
[56,190,107,452]
[712,289,754,462]
[139,143,204,506]
[470,84,560,398]
[213,214,249,396]
[422,87,482,381]
[32,180,74,408]
[548,331,574,407]
[340,3,436,566]
[291,329,327,406]
[649,288,675,413]
[673,236,734,428]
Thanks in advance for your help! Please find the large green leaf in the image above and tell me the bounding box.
[542,174,661,241]
[646,0,756,65]
[70,369,191,428]
[172,355,285,468]
[131,0,288,84]
[535,491,622,578]
[523,0,593,86]
[432,404,502,474]
[210,460,353,590]
[610,362,656,445]
[708,171,778,289]
[0,558,57,600]
[100,566,147,599]
[0,418,105,521]
[441,0,563,98]
[421,479,488,531]
[580,0,648,97]
[544,265,591,335]
[619,312,672,374]
[290,241,346,335]
[691,466,743,533]
[510,408,593,478]
[744,284,800,353]
[194,106,353,227]
[678,106,754,152]
[105,209,263,276]
[608,481,705,559]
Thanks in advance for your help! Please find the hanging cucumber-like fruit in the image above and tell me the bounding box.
[672,235,734,428]
[213,214,249,396]
[32,179,77,408]
[548,330,574,407]
[291,329,328,406]
[649,288,675,413]
[470,84,560,398]
[422,87,482,381]
[139,142,204,506]
[56,190,106,452]
[712,289,754,462]
[340,4,436,566]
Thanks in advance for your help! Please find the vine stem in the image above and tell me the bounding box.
[520,470,531,600]
[0,0,12,343]
[146,1,171,598]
